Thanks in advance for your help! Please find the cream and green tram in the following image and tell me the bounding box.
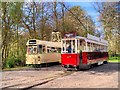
[26,39,61,65]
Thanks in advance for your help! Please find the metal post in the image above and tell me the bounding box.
[65,40,66,53]
[71,40,73,53]
[86,42,88,52]
[75,39,77,53]
[61,40,63,53]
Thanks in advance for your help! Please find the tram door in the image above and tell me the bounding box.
[79,50,82,65]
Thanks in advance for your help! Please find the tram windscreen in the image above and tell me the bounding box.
[62,40,75,53]
[27,46,37,54]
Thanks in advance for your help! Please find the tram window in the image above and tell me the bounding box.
[27,46,37,54]
[38,45,42,54]
[51,47,55,52]
[63,40,76,53]
[72,40,75,53]
[29,47,33,54]
[67,44,72,53]
[63,47,65,51]
[62,40,65,52]
[38,45,46,54]
[30,47,34,54]
[47,47,57,53]
[33,48,36,53]
[43,46,46,53]
[47,49,50,53]
[57,48,61,53]
[77,40,82,53]
[51,47,57,53]
[51,47,55,49]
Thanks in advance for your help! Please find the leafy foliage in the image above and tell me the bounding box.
[93,2,120,54]
[6,56,23,68]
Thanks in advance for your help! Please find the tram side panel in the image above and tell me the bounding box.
[61,53,90,68]
[82,52,88,64]
[61,54,80,68]
[61,52,108,69]
[86,52,108,65]
[26,53,61,64]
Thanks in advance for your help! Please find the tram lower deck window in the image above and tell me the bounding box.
[38,45,42,54]
[47,47,57,53]
[57,48,61,53]
[38,45,46,54]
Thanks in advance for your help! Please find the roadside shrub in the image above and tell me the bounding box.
[6,56,15,68]
[6,56,23,68]
[14,57,22,66]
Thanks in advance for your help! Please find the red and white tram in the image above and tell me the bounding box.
[61,34,108,70]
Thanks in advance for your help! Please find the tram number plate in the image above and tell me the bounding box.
[98,61,103,65]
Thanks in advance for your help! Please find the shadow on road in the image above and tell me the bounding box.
[87,62,119,74]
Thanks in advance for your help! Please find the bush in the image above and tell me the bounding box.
[6,56,15,68]
[14,57,22,66]
[6,56,24,68]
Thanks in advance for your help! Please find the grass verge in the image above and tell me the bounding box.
[108,56,120,63]
[2,66,32,71]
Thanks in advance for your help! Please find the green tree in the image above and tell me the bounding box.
[93,2,120,54]
[1,2,24,68]
[60,6,95,37]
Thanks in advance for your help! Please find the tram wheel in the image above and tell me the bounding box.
[75,67,79,71]
[103,61,108,64]
[87,64,91,69]
[79,64,91,70]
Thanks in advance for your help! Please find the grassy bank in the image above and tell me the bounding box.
[108,56,120,63]
[2,66,32,71]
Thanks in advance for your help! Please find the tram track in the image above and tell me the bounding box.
[21,71,72,90]
[2,70,75,89]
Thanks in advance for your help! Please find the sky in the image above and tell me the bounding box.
[67,2,100,27]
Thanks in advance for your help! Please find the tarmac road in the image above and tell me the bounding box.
[2,62,119,89]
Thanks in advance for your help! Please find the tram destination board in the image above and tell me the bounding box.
[29,40,36,44]
[64,32,76,38]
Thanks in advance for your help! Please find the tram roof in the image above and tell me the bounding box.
[26,39,61,48]
[62,36,108,46]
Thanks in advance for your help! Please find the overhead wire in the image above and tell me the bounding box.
[60,3,88,32]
